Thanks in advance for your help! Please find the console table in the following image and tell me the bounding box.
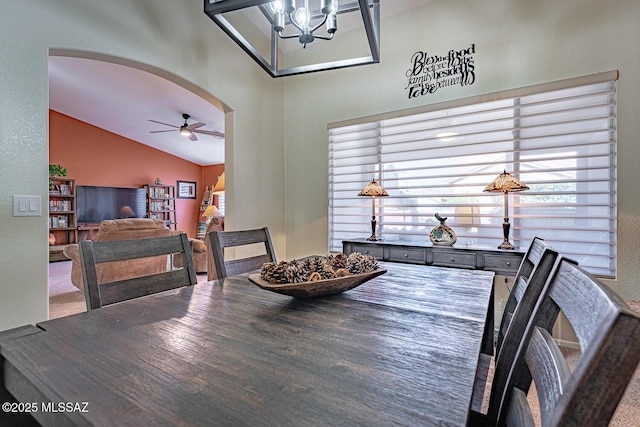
[342,239,524,276]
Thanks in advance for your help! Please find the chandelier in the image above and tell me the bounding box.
[204,0,380,78]
[273,0,338,48]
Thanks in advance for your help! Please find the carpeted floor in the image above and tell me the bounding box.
[478,301,640,426]
[49,261,640,424]
[478,346,640,426]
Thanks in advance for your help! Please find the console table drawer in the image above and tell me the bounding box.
[483,254,521,275]
[348,244,384,260]
[388,247,427,264]
[432,250,476,269]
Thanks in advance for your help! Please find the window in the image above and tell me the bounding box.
[217,194,225,216]
[329,72,617,277]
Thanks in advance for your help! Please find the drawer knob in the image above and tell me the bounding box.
[506,261,511,266]
[364,250,369,254]
[404,253,409,257]
[451,257,455,262]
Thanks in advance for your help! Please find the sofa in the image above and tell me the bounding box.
[63,218,171,292]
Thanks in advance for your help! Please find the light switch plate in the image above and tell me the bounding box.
[13,195,42,217]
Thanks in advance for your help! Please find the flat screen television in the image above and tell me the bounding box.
[76,185,147,224]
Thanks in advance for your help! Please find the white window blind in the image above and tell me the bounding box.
[217,194,225,216]
[329,73,617,277]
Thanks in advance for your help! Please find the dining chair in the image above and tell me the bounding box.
[471,237,560,415]
[486,257,640,426]
[78,233,197,310]
[207,227,276,279]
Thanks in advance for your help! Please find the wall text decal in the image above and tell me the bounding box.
[405,43,476,99]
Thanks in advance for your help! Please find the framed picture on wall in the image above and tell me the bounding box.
[177,180,197,199]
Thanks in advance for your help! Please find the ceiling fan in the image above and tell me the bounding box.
[148,113,224,141]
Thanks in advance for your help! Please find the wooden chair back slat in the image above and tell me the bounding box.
[208,227,276,279]
[523,327,570,425]
[79,233,196,310]
[88,236,186,263]
[505,389,535,427]
[494,258,640,427]
[223,254,277,278]
[496,237,559,355]
[472,237,560,422]
[99,269,194,307]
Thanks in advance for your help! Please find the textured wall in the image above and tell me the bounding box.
[283,0,640,301]
[0,0,285,331]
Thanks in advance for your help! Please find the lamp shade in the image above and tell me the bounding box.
[203,204,220,217]
[483,170,529,194]
[212,172,225,194]
[358,179,389,197]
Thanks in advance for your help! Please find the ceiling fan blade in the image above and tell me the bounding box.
[148,119,179,128]
[188,133,198,141]
[194,129,225,138]
[150,129,177,134]
[187,122,206,130]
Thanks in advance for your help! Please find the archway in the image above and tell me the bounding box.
[47,49,231,318]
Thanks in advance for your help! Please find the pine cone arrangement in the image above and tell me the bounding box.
[259,253,378,284]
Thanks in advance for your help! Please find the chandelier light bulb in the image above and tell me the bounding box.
[270,0,343,48]
[294,7,310,29]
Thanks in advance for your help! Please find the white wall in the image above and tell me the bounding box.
[283,0,640,300]
[0,0,285,331]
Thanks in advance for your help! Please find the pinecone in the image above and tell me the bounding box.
[300,256,325,277]
[320,262,337,280]
[285,260,307,283]
[328,253,348,270]
[260,261,289,283]
[347,252,378,274]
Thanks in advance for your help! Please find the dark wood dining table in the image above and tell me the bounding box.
[1,262,494,427]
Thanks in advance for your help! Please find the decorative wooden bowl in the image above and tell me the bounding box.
[248,269,387,298]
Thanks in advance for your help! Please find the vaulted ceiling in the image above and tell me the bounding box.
[47,1,430,167]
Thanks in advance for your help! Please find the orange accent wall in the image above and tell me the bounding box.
[49,110,223,237]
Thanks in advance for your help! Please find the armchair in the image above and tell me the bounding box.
[173,216,224,274]
[63,218,171,292]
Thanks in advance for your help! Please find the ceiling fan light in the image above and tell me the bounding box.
[180,127,192,137]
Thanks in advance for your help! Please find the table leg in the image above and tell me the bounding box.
[481,285,495,355]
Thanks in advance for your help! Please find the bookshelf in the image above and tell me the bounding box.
[48,176,78,246]
[144,183,177,230]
